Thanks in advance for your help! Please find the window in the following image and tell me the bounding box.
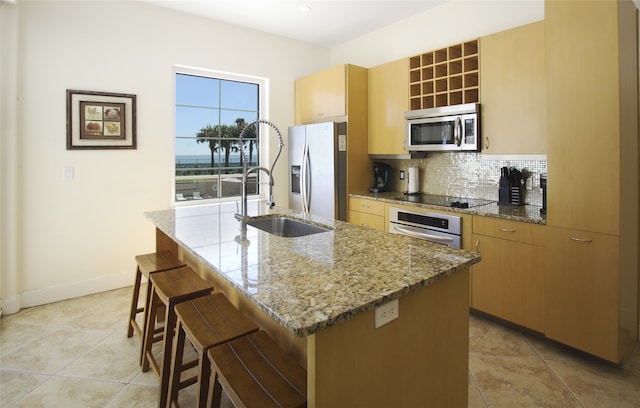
[174,68,266,204]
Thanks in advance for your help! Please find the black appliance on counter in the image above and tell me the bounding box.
[540,174,547,215]
[499,167,525,206]
[369,162,391,193]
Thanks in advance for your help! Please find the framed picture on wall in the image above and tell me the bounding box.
[66,89,136,149]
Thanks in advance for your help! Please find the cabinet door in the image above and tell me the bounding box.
[348,210,385,231]
[471,234,545,332]
[545,227,620,363]
[480,21,547,154]
[294,65,346,124]
[348,197,385,231]
[368,58,408,155]
[545,1,621,234]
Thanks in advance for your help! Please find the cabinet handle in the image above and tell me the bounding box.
[361,204,370,208]
[475,240,480,252]
[570,236,593,243]
[499,228,516,233]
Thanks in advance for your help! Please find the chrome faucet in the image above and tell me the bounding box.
[236,165,273,222]
[234,119,284,222]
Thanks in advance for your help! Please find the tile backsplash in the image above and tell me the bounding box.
[373,153,547,207]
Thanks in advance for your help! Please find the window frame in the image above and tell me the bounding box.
[172,65,269,207]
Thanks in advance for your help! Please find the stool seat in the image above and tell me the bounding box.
[127,252,185,340]
[141,266,213,408]
[167,293,259,408]
[207,331,307,408]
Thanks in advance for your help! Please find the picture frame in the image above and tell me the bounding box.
[66,89,137,149]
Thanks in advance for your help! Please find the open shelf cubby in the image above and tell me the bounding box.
[409,39,479,110]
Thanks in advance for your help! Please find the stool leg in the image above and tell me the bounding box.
[208,370,223,408]
[196,350,211,408]
[167,320,187,408]
[127,267,143,338]
[158,303,178,408]
[141,287,158,372]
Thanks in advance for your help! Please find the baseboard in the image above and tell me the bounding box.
[0,296,20,315]
[2,272,132,313]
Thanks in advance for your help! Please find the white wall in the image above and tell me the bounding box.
[331,0,544,68]
[1,0,328,312]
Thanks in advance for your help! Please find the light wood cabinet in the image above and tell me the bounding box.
[294,64,371,196]
[471,217,546,332]
[294,65,346,124]
[544,0,638,364]
[368,58,408,155]
[545,227,620,362]
[480,21,547,154]
[348,197,385,231]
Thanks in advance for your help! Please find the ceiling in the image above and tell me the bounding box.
[139,0,447,47]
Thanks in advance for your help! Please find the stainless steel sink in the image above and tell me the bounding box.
[246,217,329,237]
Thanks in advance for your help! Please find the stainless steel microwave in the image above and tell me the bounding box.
[404,103,480,152]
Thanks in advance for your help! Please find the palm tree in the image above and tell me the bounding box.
[233,118,257,166]
[219,126,238,171]
[196,125,220,175]
[196,119,256,174]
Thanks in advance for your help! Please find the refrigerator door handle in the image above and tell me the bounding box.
[301,143,311,214]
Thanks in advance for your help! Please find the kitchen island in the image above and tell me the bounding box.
[145,202,480,407]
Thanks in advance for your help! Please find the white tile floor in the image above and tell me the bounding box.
[1,286,639,407]
[0,286,235,408]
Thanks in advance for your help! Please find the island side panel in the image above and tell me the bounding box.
[308,269,469,408]
[156,228,179,255]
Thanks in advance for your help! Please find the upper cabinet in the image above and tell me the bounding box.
[409,40,479,110]
[546,4,636,235]
[480,21,547,154]
[294,64,370,194]
[295,64,369,125]
[368,58,409,155]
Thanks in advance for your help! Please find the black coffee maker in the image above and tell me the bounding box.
[369,162,391,193]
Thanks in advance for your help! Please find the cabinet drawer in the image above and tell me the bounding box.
[349,197,385,216]
[473,216,545,246]
[349,210,385,231]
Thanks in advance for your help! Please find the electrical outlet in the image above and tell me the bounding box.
[399,170,405,180]
[63,166,74,181]
[374,299,399,328]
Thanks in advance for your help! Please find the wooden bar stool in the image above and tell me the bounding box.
[206,331,307,408]
[141,266,213,408]
[167,293,259,408]
[127,252,186,341]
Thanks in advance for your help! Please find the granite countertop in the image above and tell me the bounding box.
[145,202,480,337]
[350,191,546,224]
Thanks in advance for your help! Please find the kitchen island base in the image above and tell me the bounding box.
[150,205,474,408]
[307,269,469,407]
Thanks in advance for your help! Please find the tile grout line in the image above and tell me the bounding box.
[519,332,586,408]
[467,366,490,408]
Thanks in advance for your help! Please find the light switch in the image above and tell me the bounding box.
[63,167,74,181]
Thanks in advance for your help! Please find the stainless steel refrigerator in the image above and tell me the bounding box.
[288,122,347,221]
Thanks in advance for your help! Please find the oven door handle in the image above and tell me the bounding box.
[392,226,454,243]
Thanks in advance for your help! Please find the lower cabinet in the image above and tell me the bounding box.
[348,197,385,231]
[545,226,622,363]
[471,217,546,333]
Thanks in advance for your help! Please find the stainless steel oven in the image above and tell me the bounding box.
[388,206,462,249]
